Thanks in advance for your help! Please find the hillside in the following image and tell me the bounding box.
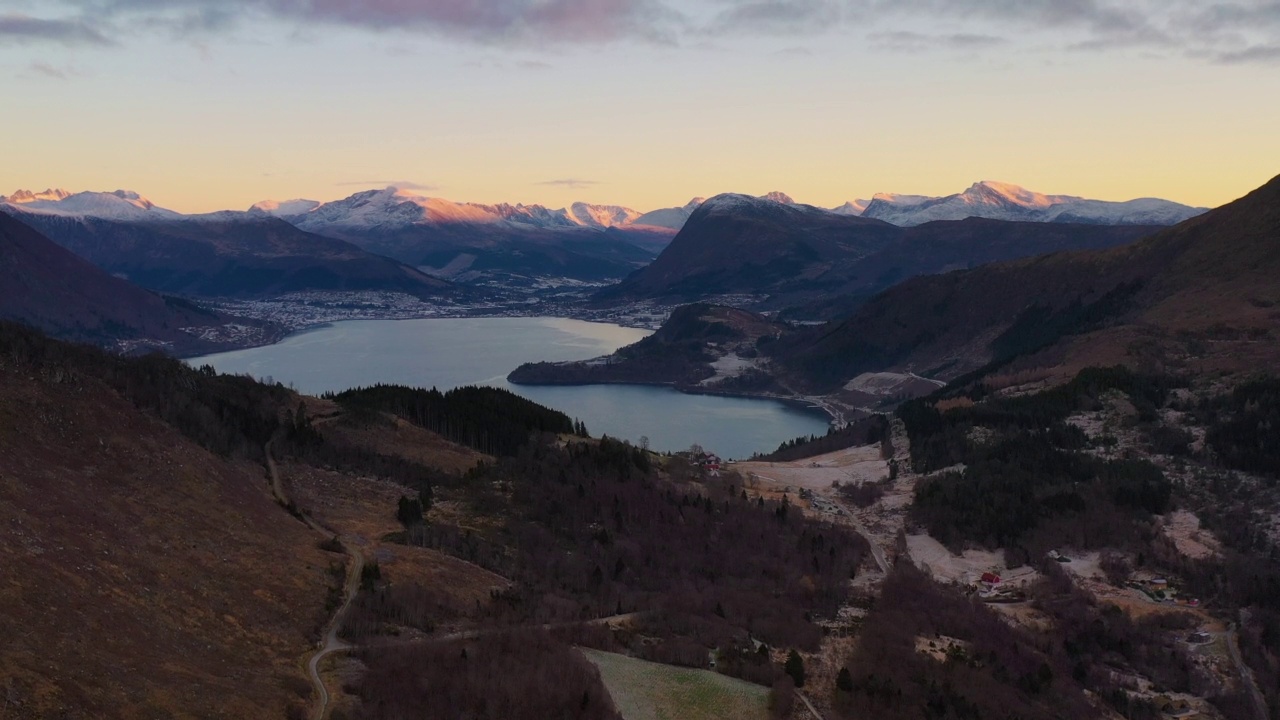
[774,172,1280,391]
[595,194,902,306]
[0,326,333,717]
[0,212,278,354]
[10,211,456,300]
[595,193,1155,312]
[312,221,663,282]
[509,303,787,389]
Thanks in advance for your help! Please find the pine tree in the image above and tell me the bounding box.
[785,650,806,688]
[836,667,853,693]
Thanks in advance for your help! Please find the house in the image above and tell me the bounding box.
[980,572,1002,586]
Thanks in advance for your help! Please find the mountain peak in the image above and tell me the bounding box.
[759,191,796,205]
[831,199,870,216]
[2,188,177,220]
[249,198,322,217]
[862,181,1204,227]
[566,202,642,228]
[6,188,72,204]
[964,181,1061,208]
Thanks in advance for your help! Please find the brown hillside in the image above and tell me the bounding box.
[0,363,332,718]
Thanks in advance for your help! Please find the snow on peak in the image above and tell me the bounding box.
[249,198,321,217]
[759,191,795,205]
[861,181,1205,227]
[963,181,1067,209]
[830,199,870,216]
[698,192,798,215]
[870,192,932,206]
[631,198,706,230]
[6,188,72,204]
[566,202,643,228]
[1,189,180,220]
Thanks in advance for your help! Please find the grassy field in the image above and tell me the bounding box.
[581,649,771,720]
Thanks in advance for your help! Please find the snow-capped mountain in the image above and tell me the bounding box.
[249,198,321,217]
[6,188,72,204]
[566,202,643,228]
[759,191,796,205]
[830,199,871,216]
[631,198,706,230]
[255,186,657,233]
[3,189,181,221]
[4,181,1205,233]
[858,181,1205,226]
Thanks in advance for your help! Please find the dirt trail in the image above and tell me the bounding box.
[264,437,364,720]
[1225,617,1269,720]
[306,546,363,720]
[796,690,826,719]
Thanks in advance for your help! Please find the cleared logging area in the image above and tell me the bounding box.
[582,649,770,720]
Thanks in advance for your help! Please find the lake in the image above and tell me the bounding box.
[186,317,831,459]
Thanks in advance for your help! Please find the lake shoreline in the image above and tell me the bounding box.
[508,374,837,425]
[178,303,667,360]
[184,316,830,459]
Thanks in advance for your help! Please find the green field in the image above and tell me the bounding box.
[581,649,771,720]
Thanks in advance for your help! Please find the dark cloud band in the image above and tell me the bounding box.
[0,14,113,45]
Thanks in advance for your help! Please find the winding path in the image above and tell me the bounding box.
[1225,618,1269,720]
[264,438,364,720]
[306,547,363,720]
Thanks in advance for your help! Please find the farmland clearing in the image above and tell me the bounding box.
[581,649,770,720]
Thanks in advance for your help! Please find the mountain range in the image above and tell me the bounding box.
[7,210,455,300]
[595,193,1160,314]
[774,172,1280,392]
[856,181,1205,227]
[244,186,673,281]
[5,180,1205,233]
[1,181,1205,289]
[0,213,278,354]
[514,173,1280,409]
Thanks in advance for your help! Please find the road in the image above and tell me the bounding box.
[1225,618,1269,720]
[830,496,891,574]
[264,438,364,720]
[306,545,363,720]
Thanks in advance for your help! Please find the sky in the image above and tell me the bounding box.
[1,0,1279,214]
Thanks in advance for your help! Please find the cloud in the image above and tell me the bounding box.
[50,0,684,45]
[851,0,1280,60]
[0,14,113,45]
[14,0,1280,65]
[1215,43,1280,63]
[21,61,77,79]
[537,178,600,188]
[871,30,1007,52]
[710,0,844,35]
[336,180,439,191]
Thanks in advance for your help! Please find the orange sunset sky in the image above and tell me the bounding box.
[2,0,1278,213]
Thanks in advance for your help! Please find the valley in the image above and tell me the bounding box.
[7,3,1280,717]
[4,173,1277,720]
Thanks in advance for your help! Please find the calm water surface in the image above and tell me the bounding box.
[187,317,830,459]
